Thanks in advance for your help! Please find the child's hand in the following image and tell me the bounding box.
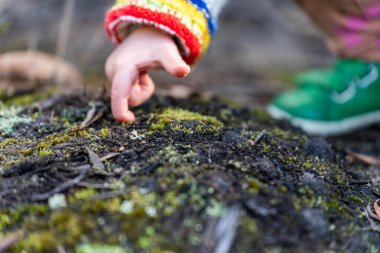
[105,26,191,122]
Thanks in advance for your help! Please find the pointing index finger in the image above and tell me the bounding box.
[111,67,139,122]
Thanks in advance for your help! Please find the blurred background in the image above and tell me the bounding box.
[0,0,332,107]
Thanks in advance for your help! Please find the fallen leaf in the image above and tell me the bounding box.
[70,105,103,132]
[100,153,120,162]
[346,150,380,166]
[374,200,380,218]
[87,148,105,171]
[366,204,380,221]
[0,50,82,87]
[80,104,96,128]
[364,205,380,232]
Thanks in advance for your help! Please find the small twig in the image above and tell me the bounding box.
[30,171,88,201]
[346,150,380,166]
[213,205,241,253]
[76,181,118,189]
[250,129,266,147]
[80,104,96,128]
[34,95,63,110]
[100,153,120,162]
[208,146,213,164]
[58,164,91,173]
[0,232,23,252]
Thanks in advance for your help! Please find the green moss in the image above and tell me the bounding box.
[36,133,70,156]
[0,213,11,230]
[76,244,129,253]
[348,195,367,206]
[171,124,194,134]
[4,87,58,106]
[50,210,87,244]
[37,148,55,157]
[160,108,223,126]
[245,178,263,194]
[99,128,110,138]
[19,149,33,156]
[151,108,223,133]
[295,186,317,210]
[20,231,57,252]
[72,189,97,201]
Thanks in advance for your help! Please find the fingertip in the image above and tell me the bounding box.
[124,111,136,122]
[172,63,191,78]
[113,110,136,123]
[178,64,191,77]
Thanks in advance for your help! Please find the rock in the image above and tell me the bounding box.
[116,149,139,165]
[301,172,326,194]
[222,130,246,144]
[304,137,334,161]
[252,158,279,179]
[300,209,328,237]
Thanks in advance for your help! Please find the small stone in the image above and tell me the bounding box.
[304,137,334,161]
[252,158,279,178]
[300,208,328,237]
[222,130,246,144]
[48,194,67,210]
[116,149,139,165]
[120,200,134,214]
[301,172,326,194]
[145,206,157,217]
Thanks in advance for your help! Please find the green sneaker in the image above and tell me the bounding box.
[295,69,332,88]
[267,59,380,136]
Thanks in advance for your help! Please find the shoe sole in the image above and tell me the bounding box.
[267,105,380,136]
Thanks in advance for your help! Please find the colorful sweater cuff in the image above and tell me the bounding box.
[105,0,216,64]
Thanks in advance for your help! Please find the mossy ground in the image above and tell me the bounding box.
[1,88,380,253]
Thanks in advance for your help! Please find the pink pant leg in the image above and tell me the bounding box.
[295,0,380,61]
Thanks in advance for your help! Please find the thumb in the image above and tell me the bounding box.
[160,51,191,78]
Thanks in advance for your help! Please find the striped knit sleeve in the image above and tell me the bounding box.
[105,0,227,65]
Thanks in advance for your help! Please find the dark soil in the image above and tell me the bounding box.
[1,88,380,253]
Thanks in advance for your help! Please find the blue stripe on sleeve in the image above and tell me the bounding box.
[187,0,216,35]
